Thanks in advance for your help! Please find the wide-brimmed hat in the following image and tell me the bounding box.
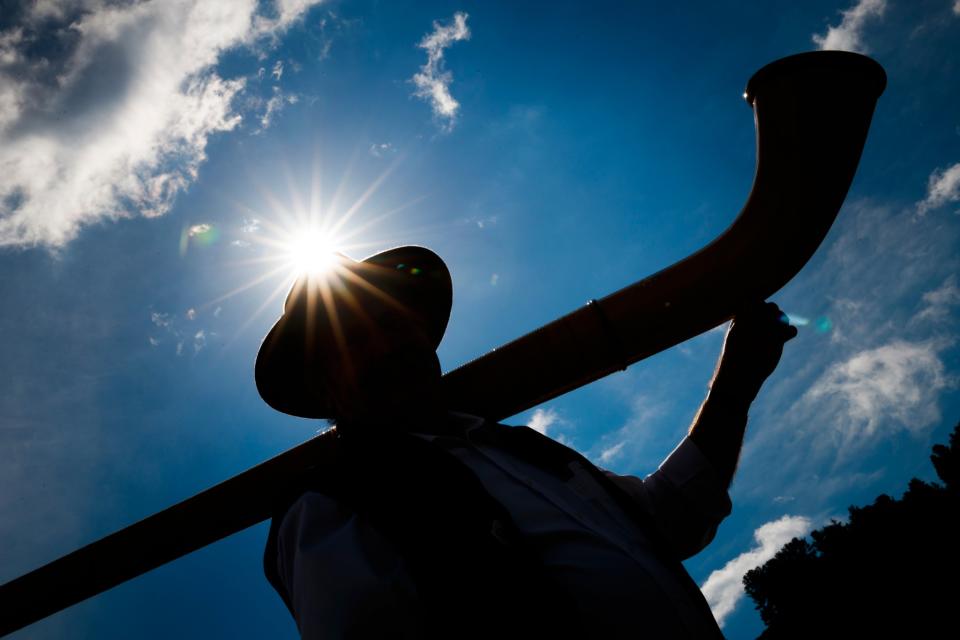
[255,245,452,418]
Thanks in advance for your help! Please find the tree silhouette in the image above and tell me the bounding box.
[743,421,960,638]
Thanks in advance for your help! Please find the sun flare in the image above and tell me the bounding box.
[200,154,431,339]
[286,227,341,277]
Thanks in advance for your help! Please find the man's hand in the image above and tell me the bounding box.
[713,301,798,400]
[689,300,797,488]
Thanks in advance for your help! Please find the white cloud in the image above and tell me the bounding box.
[914,275,960,323]
[599,441,626,464]
[313,10,356,62]
[150,306,219,357]
[411,12,470,131]
[258,87,299,130]
[369,142,394,158]
[812,0,886,52]
[271,60,284,81]
[0,0,323,248]
[151,312,171,328]
[917,162,960,216]
[529,407,559,435]
[802,339,952,447]
[461,214,499,229]
[251,0,323,42]
[240,217,261,233]
[526,406,574,446]
[193,329,207,353]
[587,391,669,472]
[188,224,213,237]
[526,407,575,447]
[701,515,813,628]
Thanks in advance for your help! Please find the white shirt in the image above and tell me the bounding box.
[272,413,731,639]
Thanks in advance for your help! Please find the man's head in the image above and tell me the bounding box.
[255,246,452,427]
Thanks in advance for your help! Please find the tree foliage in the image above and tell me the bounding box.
[743,422,960,638]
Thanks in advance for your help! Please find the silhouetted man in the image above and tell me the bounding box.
[255,246,796,639]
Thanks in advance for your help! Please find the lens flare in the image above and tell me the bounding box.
[188,224,219,245]
[814,316,833,333]
[784,313,810,327]
[782,312,833,334]
[180,223,220,255]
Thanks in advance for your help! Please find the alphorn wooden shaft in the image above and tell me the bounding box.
[0,51,886,636]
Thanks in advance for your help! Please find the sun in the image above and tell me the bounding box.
[285,227,341,278]
[200,154,430,336]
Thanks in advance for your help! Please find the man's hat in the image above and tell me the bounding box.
[255,246,452,418]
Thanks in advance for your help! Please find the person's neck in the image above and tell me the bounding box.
[334,403,456,440]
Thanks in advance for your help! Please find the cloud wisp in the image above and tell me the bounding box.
[527,406,575,446]
[587,391,672,472]
[369,142,395,158]
[149,306,217,357]
[917,162,960,216]
[529,407,559,435]
[258,87,300,131]
[0,0,322,249]
[411,12,470,131]
[812,0,886,52]
[802,339,952,450]
[701,515,813,628]
[914,275,960,324]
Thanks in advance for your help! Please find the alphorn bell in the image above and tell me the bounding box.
[0,51,886,637]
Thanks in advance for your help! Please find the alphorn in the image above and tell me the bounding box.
[0,51,886,636]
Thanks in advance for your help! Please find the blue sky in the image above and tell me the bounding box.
[1,0,958,637]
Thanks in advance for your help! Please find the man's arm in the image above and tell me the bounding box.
[602,302,794,559]
[605,439,733,560]
[688,301,797,488]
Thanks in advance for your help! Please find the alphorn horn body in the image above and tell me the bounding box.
[0,51,886,637]
[442,50,887,419]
